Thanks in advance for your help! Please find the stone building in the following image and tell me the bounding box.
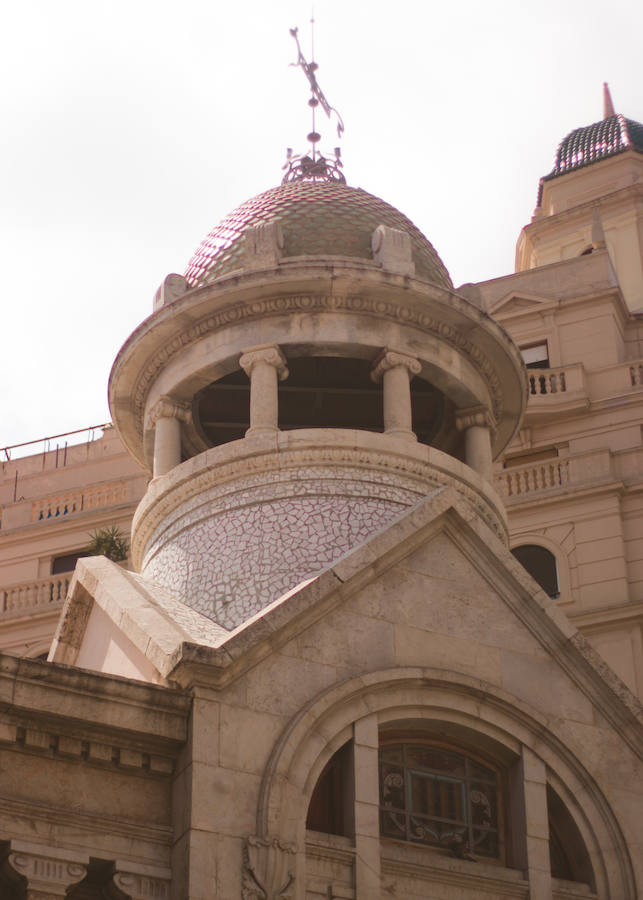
[0,92,642,899]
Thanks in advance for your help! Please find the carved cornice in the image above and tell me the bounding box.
[239,344,289,381]
[370,348,421,383]
[242,835,296,900]
[146,396,192,429]
[455,406,496,433]
[126,293,506,440]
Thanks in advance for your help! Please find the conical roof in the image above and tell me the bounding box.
[547,113,643,180]
[184,179,453,289]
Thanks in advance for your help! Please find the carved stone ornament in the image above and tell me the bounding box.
[370,348,421,383]
[112,870,170,900]
[239,344,289,381]
[243,223,285,269]
[147,396,192,428]
[371,224,415,276]
[455,406,496,433]
[242,835,296,900]
[6,848,87,898]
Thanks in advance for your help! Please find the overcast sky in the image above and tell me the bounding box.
[1,0,640,452]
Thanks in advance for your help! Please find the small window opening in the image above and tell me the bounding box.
[547,785,595,888]
[379,742,501,860]
[51,550,88,575]
[306,741,354,837]
[520,342,549,370]
[511,544,559,600]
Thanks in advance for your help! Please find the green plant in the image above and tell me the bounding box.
[86,525,129,562]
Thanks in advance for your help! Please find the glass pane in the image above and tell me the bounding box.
[380,763,405,809]
[406,746,465,776]
[472,827,498,857]
[409,772,465,823]
[468,760,496,783]
[380,808,407,839]
[380,745,403,764]
[469,783,497,829]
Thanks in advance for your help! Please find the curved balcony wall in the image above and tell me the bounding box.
[132,429,507,629]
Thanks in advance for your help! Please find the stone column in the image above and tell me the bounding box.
[353,714,381,897]
[455,406,495,480]
[4,843,88,900]
[371,349,421,441]
[518,746,553,900]
[239,344,289,437]
[148,396,191,478]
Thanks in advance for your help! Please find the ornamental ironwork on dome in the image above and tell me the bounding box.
[184,179,453,289]
[546,113,643,181]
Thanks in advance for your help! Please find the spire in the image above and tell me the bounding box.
[603,82,616,119]
[282,23,346,184]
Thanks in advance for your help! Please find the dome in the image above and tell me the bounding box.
[184,179,453,289]
[547,113,643,180]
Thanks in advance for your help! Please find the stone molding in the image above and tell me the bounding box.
[239,343,289,381]
[242,835,296,900]
[371,224,415,276]
[146,396,192,429]
[125,291,509,441]
[131,436,508,567]
[370,348,421,383]
[455,405,497,434]
[4,844,88,898]
[0,722,174,776]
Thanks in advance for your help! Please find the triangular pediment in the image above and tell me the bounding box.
[53,487,642,754]
[488,290,559,319]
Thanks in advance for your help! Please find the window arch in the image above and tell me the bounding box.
[379,739,503,860]
[511,543,560,600]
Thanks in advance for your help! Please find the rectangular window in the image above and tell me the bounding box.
[520,342,549,369]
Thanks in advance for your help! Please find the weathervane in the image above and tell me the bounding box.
[282,19,346,184]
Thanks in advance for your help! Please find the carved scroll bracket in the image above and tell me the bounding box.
[242,835,297,900]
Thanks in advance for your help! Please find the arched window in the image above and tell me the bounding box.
[379,742,502,859]
[306,741,354,837]
[511,544,560,600]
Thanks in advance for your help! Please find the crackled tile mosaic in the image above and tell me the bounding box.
[142,471,422,630]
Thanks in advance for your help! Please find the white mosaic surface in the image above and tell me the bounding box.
[142,470,422,629]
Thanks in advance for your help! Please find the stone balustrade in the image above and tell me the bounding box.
[496,447,615,503]
[497,459,571,498]
[1,573,71,616]
[0,476,145,531]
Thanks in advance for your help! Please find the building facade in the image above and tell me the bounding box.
[0,98,641,900]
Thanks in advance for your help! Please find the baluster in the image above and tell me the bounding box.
[560,370,566,391]
[538,374,546,395]
[550,374,558,394]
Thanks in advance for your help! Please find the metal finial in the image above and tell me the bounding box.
[283,23,345,184]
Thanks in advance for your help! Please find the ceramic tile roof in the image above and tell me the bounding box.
[184,180,452,289]
[545,114,643,181]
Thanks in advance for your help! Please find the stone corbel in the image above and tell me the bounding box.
[371,224,415,276]
[243,222,285,270]
[3,842,88,899]
[146,396,192,430]
[242,835,296,900]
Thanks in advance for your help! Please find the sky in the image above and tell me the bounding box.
[1,0,641,453]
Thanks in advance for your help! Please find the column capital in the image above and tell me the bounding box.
[147,395,192,428]
[370,348,421,383]
[239,344,289,381]
[455,405,496,433]
[112,864,171,900]
[4,843,88,899]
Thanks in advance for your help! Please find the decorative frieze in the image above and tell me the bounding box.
[242,835,296,900]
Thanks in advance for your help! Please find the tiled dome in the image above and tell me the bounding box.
[185,180,453,289]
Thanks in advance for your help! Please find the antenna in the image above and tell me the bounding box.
[283,22,345,184]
